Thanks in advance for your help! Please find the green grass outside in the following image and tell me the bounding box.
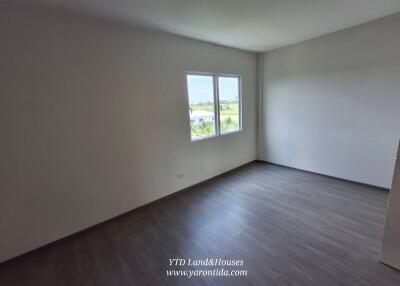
[189,102,239,139]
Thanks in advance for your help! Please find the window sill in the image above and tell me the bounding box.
[190,129,242,142]
[191,135,218,142]
[220,129,242,136]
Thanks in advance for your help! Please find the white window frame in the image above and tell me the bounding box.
[185,72,242,141]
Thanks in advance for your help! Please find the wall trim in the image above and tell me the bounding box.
[1,159,389,266]
[0,160,256,266]
[256,160,390,191]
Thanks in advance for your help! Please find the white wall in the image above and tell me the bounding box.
[381,142,400,270]
[261,13,400,188]
[0,4,257,263]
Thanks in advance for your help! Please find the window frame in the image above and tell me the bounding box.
[217,74,242,136]
[185,72,242,142]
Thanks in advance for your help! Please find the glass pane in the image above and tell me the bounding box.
[187,75,216,140]
[218,77,240,134]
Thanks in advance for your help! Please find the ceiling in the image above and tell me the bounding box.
[12,0,400,52]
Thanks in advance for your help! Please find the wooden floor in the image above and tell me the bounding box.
[1,162,400,286]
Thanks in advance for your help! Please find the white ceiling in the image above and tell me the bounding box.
[12,0,400,52]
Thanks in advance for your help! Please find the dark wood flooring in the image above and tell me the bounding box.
[1,162,400,285]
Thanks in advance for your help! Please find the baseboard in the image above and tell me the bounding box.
[379,259,400,272]
[2,159,387,265]
[255,160,390,192]
[0,160,256,266]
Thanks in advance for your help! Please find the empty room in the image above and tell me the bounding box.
[1,0,400,285]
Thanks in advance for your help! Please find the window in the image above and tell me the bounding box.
[187,74,216,140]
[186,73,242,141]
[218,76,241,134]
